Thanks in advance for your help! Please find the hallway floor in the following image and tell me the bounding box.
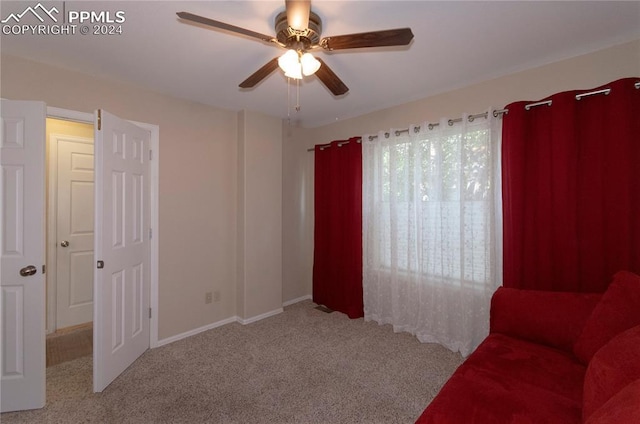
[46,323,92,367]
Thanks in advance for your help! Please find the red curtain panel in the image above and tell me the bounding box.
[502,78,640,292]
[313,138,364,318]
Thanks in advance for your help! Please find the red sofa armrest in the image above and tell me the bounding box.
[490,287,601,353]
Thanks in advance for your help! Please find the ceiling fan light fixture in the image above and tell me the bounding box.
[278,49,306,79]
[284,62,303,79]
[300,52,321,76]
[278,49,299,71]
[278,50,320,79]
[278,50,303,79]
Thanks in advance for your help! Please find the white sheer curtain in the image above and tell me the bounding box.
[362,111,502,357]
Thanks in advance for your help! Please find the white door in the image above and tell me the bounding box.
[55,137,94,329]
[0,100,46,412]
[93,110,150,392]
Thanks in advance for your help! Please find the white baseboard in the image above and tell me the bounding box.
[155,316,237,347]
[282,295,312,307]
[155,302,303,348]
[236,307,283,325]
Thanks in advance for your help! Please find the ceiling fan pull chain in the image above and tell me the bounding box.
[295,78,301,112]
[287,77,291,123]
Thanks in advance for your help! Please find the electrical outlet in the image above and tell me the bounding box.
[205,292,213,304]
[213,290,221,302]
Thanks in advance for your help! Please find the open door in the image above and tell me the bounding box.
[0,100,46,412]
[93,110,151,392]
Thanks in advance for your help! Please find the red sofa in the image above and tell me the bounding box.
[416,271,640,424]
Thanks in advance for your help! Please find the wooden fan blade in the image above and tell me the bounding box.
[320,28,414,51]
[239,58,280,88]
[285,0,310,30]
[314,58,348,96]
[177,11,275,43]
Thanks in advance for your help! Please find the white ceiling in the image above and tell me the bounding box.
[1,1,639,127]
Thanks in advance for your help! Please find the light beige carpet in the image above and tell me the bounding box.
[1,300,463,423]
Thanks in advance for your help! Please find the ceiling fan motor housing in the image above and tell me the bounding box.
[275,11,322,50]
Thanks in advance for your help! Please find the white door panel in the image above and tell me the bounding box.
[55,137,94,328]
[0,99,46,412]
[93,110,150,392]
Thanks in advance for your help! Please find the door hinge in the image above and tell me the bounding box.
[149,149,153,160]
[42,264,46,274]
[97,260,104,269]
[149,308,152,319]
[149,228,152,240]
[97,109,102,130]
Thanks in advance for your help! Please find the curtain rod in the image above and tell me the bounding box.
[524,100,552,110]
[576,88,610,100]
[307,81,640,152]
[365,111,497,141]
[306,110,503,151]
[310,138,362,152]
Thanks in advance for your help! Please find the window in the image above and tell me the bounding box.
[364,120,497,288]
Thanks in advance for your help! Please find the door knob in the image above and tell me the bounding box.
[20,265,37,277]
[60,240,70,247]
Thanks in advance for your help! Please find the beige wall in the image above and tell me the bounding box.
[3,54,284,341]
[281,124,315,303]
[2,38,638,340]
[237,110,283,319]
[1,54,239,340]
[310,40,640,144]
[281,39,640,302]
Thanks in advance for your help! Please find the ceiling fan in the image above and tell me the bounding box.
[177,0,414,96]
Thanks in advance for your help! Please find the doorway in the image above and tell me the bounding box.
[1,102,160,412]
[45,118,95,366]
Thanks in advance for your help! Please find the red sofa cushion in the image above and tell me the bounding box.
[416,334,586,424]
[585,379,640,424]
[583,325,640,421]
[491,287,601,352]
[574,271,640,364]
